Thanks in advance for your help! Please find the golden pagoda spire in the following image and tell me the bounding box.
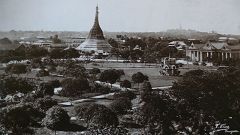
[87,5,104,39]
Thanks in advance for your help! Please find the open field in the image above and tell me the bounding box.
[85,62,177,87]
[0,61,218,88]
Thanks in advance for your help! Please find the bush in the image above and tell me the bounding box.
[89,68,101,74]
[85,127,128,134]
[1,103,44,134]
[132,72,148,88]
[37,82,54,96]
[172,69,240,130]
[109,97,132,115]
[50,49,64,59]
[113,91,136,100]
[31,58,42,68]
[61,77,90,97]
[21,92,42,103]
[42,106,70,130]
[116,69,125,77]
[0,77,35,96]
[34,96,58,112]
[120,80,131,88]
[5,64,27,75]
[99,69,121,85]
[61,61,87,78]
[74,103,118,127]
[91,83,111,94]
[63,48,80,59]
[49,80,61,88]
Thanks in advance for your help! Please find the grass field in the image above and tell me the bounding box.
[85,62,177,87]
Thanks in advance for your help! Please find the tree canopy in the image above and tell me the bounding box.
[172,69,240,130]
[60,77,90,97]
[5,64,27,75]
[99,69,121,85]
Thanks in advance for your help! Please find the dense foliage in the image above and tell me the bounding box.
[37,82,54,96]
[0,103,44,134]
[113,90,136,100]
[109,97,132,115]
[132,72,149,88]
[60,77,90,97]
[42,106,70,130]
[34,96,58,112]
[5,64,27,75]
[0,77,35,97]
[60,60,87,78]
[172,69,240,129]
[99,69,121,85]
[120,80,132,88]
[75,103,119,127]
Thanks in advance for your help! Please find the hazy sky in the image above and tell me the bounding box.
[0,0,240,34]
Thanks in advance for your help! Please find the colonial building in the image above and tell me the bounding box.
[76,6,112,54]
[186,42,240,62]
[63,37,86,48]
[168,41,187,51]
[230,45,240,59]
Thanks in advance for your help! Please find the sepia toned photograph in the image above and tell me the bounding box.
[0,0,240,134]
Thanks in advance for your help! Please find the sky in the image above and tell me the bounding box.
[0,0,240,34]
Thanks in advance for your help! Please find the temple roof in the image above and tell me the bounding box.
[87,5,105,40]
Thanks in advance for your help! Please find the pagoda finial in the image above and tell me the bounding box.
[94,4,99,24]
[96,4,99,16]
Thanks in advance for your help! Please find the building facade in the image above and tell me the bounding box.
[186,42,240,62]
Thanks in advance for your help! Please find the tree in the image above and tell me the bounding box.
[61,60,87,78]
[140,81,152,102]
[132,72,148,89]
[109,97,132,115]
[26,46,48,58]
[85,127,128,134]
[99,69,120,87]
[37,82,54,96]
[120,79,131,89]
[5,64,27,75]
[113,90,136,100]
[34,96,58,112]
[172,69,240,130]
[91,83,110,94]
[42,106,70,130]
[49,80,61,88]
[0,77,35,95]
[108,38,119,48]
[63,48,80,59]
[140,94,176,134]
[89,68,101,75]
[116,69,125,77]
[60,77,90,97]
[119,49,131,59]
[74,103,118,127]
[49,49,64,59]
[31,58,43,68]
[1,103,44,134]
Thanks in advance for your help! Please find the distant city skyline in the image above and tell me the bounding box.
[0,0,240,35]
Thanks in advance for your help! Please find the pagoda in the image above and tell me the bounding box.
[76,5,111,53]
